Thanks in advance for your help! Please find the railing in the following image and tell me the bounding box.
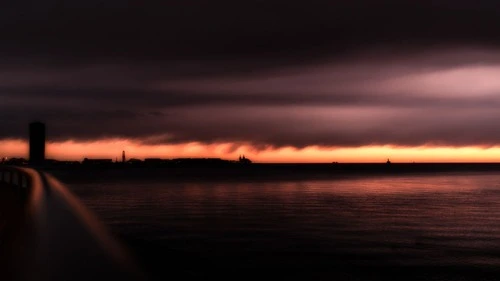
[0,165,145,281]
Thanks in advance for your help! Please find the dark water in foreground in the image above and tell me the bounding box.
[66,172,500,280]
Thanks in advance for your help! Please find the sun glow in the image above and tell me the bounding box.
[1,139,500,163]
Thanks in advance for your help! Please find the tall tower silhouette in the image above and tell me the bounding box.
[29,122,46,165]
[122,150,126,163]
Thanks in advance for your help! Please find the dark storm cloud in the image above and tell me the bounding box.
[2,1,500,148]
[2,1,500,60]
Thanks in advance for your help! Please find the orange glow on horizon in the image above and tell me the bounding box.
[2,139,500,163]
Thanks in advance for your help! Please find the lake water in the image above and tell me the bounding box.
[66,172,500,280]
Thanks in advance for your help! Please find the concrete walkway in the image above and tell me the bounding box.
[0,182,28,280]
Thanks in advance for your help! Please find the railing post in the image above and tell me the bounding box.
[12,172,19,187]
[5,171,10,184]
[21,175,28,188]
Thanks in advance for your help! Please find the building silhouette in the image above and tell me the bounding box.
[29,122,46,165]
[239,155,252,164]
[82,158,113,165]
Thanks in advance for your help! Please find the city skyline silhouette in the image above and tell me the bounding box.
[4,120,500,163]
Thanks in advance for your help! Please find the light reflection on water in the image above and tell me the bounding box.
[68,172,500,269]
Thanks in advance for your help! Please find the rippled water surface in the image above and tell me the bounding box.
[67,172,500,280]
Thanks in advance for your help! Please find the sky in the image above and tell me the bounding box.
[2,1,500,162]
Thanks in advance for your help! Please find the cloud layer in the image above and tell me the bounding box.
[2,2,500,151]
